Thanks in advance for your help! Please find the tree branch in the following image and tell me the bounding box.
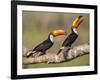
[23,44,89,64]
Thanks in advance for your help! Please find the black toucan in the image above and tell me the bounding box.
[57,16,84,55]
[26,29,66,57]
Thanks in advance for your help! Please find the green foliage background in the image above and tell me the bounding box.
[22,11,89,68]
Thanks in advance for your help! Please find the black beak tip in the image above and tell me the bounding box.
[79,16,83,19]
[79,16,84,22]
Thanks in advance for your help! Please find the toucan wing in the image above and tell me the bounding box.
[62,33,78,47]
[32,40,53,52]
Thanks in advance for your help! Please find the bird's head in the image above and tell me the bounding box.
[72,16,84,29]
[48,29,66,43]
[51,29,67,37]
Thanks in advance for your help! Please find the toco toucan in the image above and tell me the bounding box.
[57,16,84,55]
[26,29,66,57]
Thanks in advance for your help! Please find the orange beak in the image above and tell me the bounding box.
[72,16,84,28]
[52,29,66,37]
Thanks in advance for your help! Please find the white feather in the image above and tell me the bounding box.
[50,34,54,43]
[26,51,35,56]
[60,47,65,49]
[73,28,78,34]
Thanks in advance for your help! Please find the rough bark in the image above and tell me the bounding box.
[23,44,89,64]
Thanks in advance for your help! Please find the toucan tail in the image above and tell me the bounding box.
[26,50,36,57]
[56,46,71,55]
[56,49,62,55]
[56,46,65,55]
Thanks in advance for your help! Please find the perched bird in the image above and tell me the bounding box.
[57,16,84,55]
[26,29,66,57]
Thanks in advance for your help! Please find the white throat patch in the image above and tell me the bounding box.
[73,28,78,34]
[50,35,54,43]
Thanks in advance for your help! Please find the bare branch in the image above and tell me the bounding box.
[23,44,89,64]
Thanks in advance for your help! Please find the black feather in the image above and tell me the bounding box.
[57,30,78,55]
[62,32,78,47]
[26,39,53,57]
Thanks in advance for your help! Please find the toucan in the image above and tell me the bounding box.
[26,29,66,57]
[57,16,84,55]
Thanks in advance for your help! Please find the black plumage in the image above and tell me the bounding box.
[62,30,78,47]
[26,33,54,57]
[57,29,78,55]
[56,16,84,55]
[26,29,66,57]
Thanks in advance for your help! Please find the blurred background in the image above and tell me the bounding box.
[22,11,89,68]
